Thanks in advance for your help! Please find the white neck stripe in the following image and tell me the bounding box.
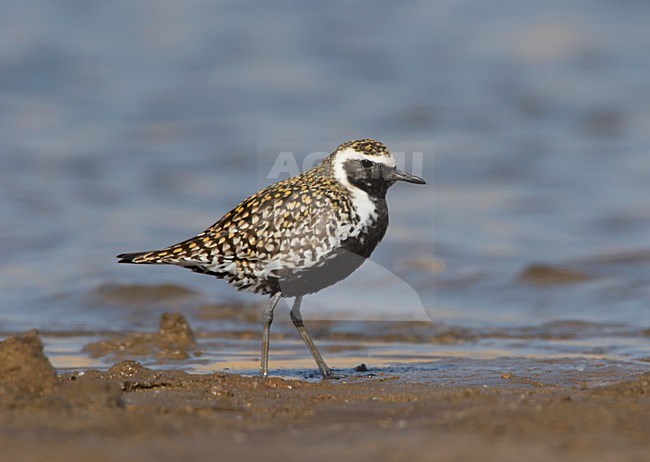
[331,147,386,226]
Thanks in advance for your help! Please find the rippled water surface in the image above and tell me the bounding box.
[1,1,649,372]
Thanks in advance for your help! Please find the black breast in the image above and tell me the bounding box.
[341,196,389,258]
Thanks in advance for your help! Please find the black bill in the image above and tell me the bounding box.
[392,169,426,184]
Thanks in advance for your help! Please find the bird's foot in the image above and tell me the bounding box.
[321,370,346,380]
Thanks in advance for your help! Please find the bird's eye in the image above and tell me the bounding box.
[361,159,373,168]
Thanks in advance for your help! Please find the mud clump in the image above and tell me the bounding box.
[101,360,176,391]
[84,312,199,360]
[107,359,160,380]
[0,330,58,407]
[0,330,123,410]
[159,312,196,345]
[519,264,592,285]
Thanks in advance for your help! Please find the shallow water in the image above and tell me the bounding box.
[1,1,649,372]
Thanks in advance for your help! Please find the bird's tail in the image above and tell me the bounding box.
[117,250,170,264]
[118,235,213,265]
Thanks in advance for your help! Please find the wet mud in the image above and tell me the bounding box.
[2,330,649,462]
[83,312,200,361]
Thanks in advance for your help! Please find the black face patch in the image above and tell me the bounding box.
[343,158,395,198]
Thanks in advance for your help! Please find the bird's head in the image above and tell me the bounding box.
[330,139,426,197]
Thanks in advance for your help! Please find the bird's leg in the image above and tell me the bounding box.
[260,292,282,378]
[290,296,333,379]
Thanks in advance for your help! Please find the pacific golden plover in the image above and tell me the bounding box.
[117,139,426,378]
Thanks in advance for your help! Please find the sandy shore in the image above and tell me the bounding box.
[1,329,649,462]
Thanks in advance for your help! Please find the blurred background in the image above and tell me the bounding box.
[1,1,649,373]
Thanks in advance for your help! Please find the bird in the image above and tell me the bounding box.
[117,139,426,378]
